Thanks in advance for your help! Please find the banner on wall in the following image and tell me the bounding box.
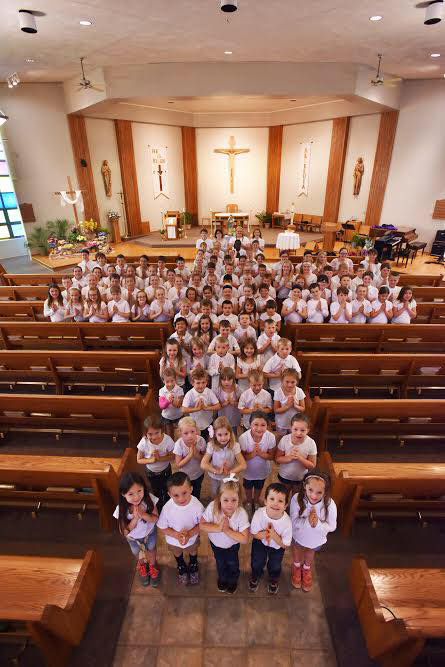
[297,142,311,197]
[150,146,169,199]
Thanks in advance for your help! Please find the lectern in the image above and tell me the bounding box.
[322,222,338,252]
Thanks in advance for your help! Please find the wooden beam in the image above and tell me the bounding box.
[365,110,399,228]
[114,119,144,236]
[323,117,350,223]
[266,126,283,214]
[67,115,100,224]
[181,127,198,226]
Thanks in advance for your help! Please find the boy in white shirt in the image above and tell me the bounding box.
[217,301,239,332]
[72,266,87,289]
[175,255,191,282]
[217,286,239,314]
[208,336,236,392]
[316,275,332,304]
[234,312,257,343]
[208,321,240,356]
[259,300,281,332]
[104,274,122,302]
[257,319,281,363]
[351,264,366,292]
[249,482,292,595]
[238,370,273,430]
[306,284,329,323]
[331,275,353,302]
[273,368,306,435]
[329,287,352,324]
[168,275,187,311]
[107,286,130,322]
[157,471,204,585]
[77,248,98,275]
[361,272,379,303]
[387,271,401,302]
[61,275,73,303]
[195,229,212,251]
[369,286,393,324]
[263,338,301,392]
[351,284,372,324]
[182,368,221,439]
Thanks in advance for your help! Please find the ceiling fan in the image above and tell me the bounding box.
[370,54,402,87]
[77,57,104,92]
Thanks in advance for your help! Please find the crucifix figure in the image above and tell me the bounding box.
[214,136,250,194]
[54,176,84,225]
[157,163,164,192]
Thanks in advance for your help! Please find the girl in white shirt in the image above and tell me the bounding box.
[174,417,207,500]
[200,475,250,594]
[281,285,307,324]
[64,287,86,322]
[200,416,246,496]
[215,367,242,429]
[236,337,262,392]
[83,287,109,322]
[188,338,209,382]
[289,470,337,593]
[276,413,317,495]
[306,284,329,324]
[329,287,352,324]
[131,290,151,322]
[273,368,306,435]
[391,286,417,324]
[44,284,66,322]
[158,367,184,438]
[160,338,187,387]
[239,412,276,510]
[369,286,393,324]
[114,471,160,587]
[149,287,174,323]
[351,285,372,324]
[136,415,175,509]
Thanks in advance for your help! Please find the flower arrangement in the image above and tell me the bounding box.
[81,219,98,234]
[107,210,120,220]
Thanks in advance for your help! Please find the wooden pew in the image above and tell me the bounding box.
[0,285,50,300]
[286,323,445,353]
[415,302,445,323]
[0,550,101,667]
[320,452,445,536]
[310,397,445,452]
[0,300,44,320]
[298,352,445,398]
[3,274,68,286]
[350,557,445,667]
[0,393,148,446]
[0,321,173,350]
[0,349,161,393]
[0,448,137,531]
[398,273,443,287]
[407,286,445,302]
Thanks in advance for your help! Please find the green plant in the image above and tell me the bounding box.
[26,226,50,256]
[46,218,71,240]
[351,234,367,248]
[255,211,273,226]
[180,211,193,227]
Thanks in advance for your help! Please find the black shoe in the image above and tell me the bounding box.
[268,581,279,595]
[226,582,237,594]
[248,577,259,592]
[217,580,228,592]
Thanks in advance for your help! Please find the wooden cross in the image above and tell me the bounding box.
[157,163,164,192]
[214,136,250,194]
[54,176,84,225]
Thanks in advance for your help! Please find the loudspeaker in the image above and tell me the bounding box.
[434,229,445,243]
[431,241,445,257]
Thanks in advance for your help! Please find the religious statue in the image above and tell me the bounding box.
[353,157,364,196]
[101,160,112,198]
[214,136,250,194]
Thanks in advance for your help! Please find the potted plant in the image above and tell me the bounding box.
[256,211,273,228]
[180,211,193,231]
[46,218,71,240]
[26,226,51,256]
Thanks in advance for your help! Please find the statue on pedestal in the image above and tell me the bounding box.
[353,157,364,196]
[101,160,112,198]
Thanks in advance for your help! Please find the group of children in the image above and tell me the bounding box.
[117,411,336,595]
[43,229,417,326]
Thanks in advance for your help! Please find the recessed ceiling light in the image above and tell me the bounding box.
[25,58,35,63]
[79,19,92,26]
[369,15,383,21]
[431,53,441,58]
[224,51,233,55]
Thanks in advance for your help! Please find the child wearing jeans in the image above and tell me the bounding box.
[200,475,250,594]
[159,367,184,438]
[136,416,175,510]
[157,472,204,585]
[275,413,317,496]
[249,482,292,595]
[114,472,160,587]
[173,417,207,500]
[239,411,276,513]
[273,368,306,436]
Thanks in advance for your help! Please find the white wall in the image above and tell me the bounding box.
[85,117,124,232]
[381,79,445,246]
[279,120,332,215]
[132,123,185,231]
[196,127,268,220]
[338,114,380,222]
[0,83,76,241]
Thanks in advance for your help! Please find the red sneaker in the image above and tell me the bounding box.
[149,564,160,588]
[137,561,150,587]
[291,563,302,589]
[302,566,312,592]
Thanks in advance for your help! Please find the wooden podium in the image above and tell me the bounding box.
[322,222,338,252]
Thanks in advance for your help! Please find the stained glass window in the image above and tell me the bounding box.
[0,135,24,239]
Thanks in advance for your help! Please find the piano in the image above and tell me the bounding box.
[372,226,418,261]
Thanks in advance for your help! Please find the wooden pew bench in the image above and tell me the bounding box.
[0,349,162,393]
[285,324,445,353]
[0,285,50,300]
[398,273,443,287]
[320,452,445,536]
[3,274,67,287]
[0,393,148,446]
[350,557,445,667]
[408,286,445,302]
[0,550,101,667]
[0,300,44,320]
[310,397,445,452]
[298,353,445,398]
[415,302,445,323]
[0,448,136,531]
[0,321,173,350]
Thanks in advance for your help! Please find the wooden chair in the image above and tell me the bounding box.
[308,215,323,233]
[310,397,445,452]
[0,349,162,393]
[0,448,137,531]
[321,452,445,536]
[350,557,445,667]
[0,550,101,667]
[226,204,239,213]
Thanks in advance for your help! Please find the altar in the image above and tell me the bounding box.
[211,211,250,235]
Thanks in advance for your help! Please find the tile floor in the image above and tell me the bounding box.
[113,529,337,667]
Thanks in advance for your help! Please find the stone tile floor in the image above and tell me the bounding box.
[113,532,337,667]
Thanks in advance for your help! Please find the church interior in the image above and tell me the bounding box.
[0,1,445,666]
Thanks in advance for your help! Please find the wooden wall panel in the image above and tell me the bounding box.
[67,115,100,224]
[266,126,283,214]
[365,111,399,228]
[181,127,198,225]
[114,119,143,236]
[323,117,350,223]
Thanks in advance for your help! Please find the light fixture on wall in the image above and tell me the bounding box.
[424,0,443,24]
[224,50,233,55]
[79,19,93,25]
[431,52,441,57]
[0,111,9,127]
[6,73,20,89]
[369,15,383,21]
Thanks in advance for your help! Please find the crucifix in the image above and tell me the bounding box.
[214,136,250,194]
[54,176,84,225]
[157,163,164,192]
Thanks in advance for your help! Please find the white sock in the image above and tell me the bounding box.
[303,564,311,570]
[294,562,301,567]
